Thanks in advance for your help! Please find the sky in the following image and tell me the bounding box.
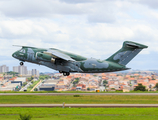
[0,0,158,72]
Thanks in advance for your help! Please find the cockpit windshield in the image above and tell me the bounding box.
[19,49,26,53]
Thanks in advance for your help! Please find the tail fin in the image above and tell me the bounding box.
[106,41,148,65]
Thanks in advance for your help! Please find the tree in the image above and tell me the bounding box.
[134,83,146,91]
[103,80,108,86]
[7,71,19,76]
[27,76,34,81]
[22,82,27,86]
[155,83,158,91]
[87,88,90,91]
[34,88,38,91]
[31,76,34,80]
[73,78,80,86]
[39,75,51,80]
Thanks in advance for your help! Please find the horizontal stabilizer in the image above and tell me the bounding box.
[123,41,148,49]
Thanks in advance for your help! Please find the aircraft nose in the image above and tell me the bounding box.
[12,52,17,58]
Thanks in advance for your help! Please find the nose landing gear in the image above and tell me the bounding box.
[20,62,24,66]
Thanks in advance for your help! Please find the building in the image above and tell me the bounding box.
[19,66,27,75]
[13,66,39,76]
[11,77,27,86]
[32,69,39,76]
[13,66,27,75]
[39,86,55,91]
[76,84,86,91]
[0,65,9,73]
[0,82,21,91]
[27,70,32,75]
[39,79,58,91]
[13,66,18,73]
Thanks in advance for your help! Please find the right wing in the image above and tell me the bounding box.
[43,50,76,62]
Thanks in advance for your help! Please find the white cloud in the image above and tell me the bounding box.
[1,20,33,35]
[0,0,90,17]
[0,0,157,71]
[138,0,158,9]
[59,0,96,4]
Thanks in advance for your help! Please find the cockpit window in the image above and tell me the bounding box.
[19,49,23,52]
[19,49,25,53]
[22,49,25,53]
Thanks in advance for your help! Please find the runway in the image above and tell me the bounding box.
[0,93,158,96]
[0,104,158,108]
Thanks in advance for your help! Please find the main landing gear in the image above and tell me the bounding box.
[20,62,24,66]
[59,71,70,76]
[63,72,70,76]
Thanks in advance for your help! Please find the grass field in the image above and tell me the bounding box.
[1,94,158,119]
[0,107,158,120]
[1,90,158,93]
[0,95,158,104]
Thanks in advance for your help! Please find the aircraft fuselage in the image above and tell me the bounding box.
[12,47,128,74]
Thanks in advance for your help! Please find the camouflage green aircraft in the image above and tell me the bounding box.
[12,41,148,76]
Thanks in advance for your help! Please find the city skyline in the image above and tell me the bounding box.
[0,65,9,73]
[0,64,39,76]
[1,63,158,74]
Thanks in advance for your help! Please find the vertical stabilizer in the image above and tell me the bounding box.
[106,41,148,65]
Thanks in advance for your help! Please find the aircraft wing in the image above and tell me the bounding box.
[44,50,76,61]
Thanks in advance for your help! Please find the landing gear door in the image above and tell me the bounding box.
[70,62,81,72]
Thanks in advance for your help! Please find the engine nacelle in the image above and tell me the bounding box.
[36,52,55,63]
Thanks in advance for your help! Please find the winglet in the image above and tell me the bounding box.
[13,45,38,49]
[13,45,23,47]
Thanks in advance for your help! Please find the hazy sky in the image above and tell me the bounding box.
[0,0,158,72]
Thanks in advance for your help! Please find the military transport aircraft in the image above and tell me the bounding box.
[12,41,148,76]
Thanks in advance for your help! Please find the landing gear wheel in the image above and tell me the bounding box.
[63,72,67,76]
[63,72,70,76]
[66,72,70,76]
[59,70,62,73]
[20,62,24,66]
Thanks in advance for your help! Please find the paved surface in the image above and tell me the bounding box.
[0,93,158,96]
[0,104,158,108]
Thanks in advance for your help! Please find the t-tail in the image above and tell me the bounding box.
[106,41,148,65]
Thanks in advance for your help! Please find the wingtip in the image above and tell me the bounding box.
[13,45,22,47]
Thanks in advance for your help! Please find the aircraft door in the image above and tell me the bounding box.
[28,53,34,61]
[27,48,35,62]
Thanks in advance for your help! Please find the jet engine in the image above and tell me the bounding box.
[36,52,55,63]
